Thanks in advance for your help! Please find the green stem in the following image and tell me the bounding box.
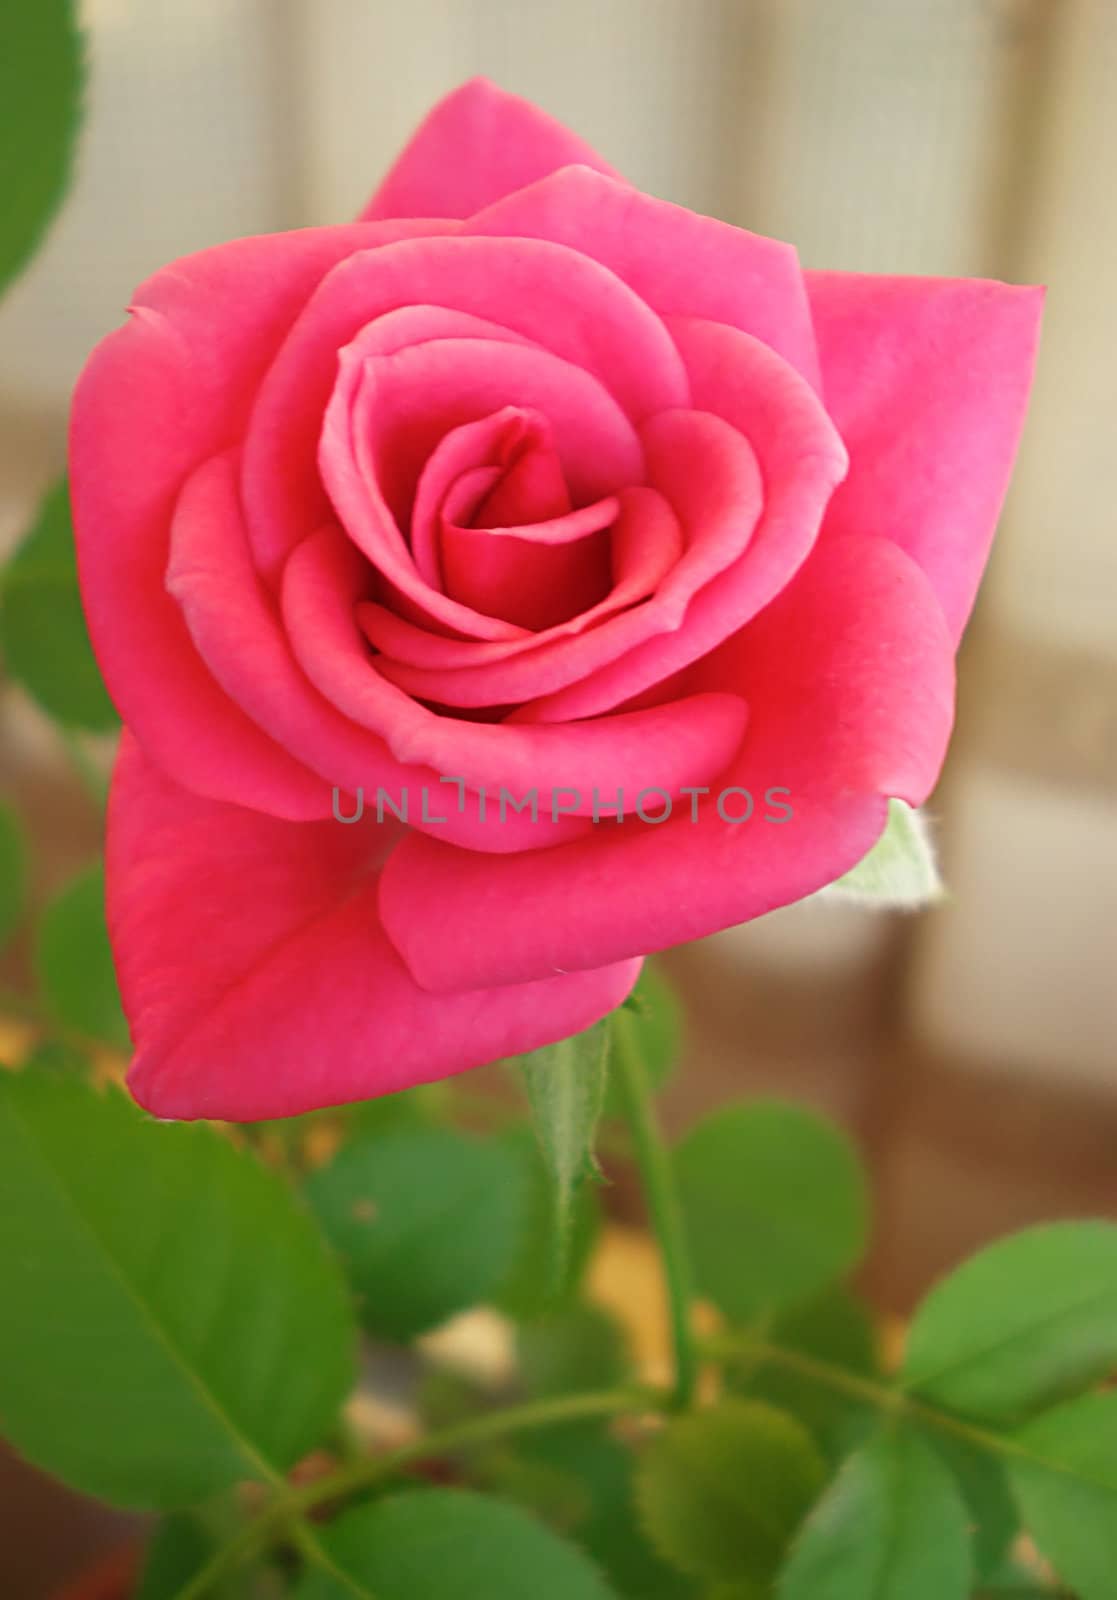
[172,1386,662,1600]
[704,1332,1117,1491]
[290,1518,373,1599]
[287,1386,660,1514]
[611,1008,698,1409]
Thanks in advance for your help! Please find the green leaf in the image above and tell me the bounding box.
[134,1514,214,1600]
[136,1507,277,1599]
[295,1490,618,1600]
[35,862,129,1047]
[0,1071,355,1508]
[728,1287,879,1463]
[525,1423,696,1599]
[776,1426,972,1599]
[492,1124,601,1319]
[518,1301,631,1399]
[0,478,117,731]
[925,1430,1018,1582]
[675,1101,870,1320]
[0,480,116,749]
[345,1080,447,1136]
[976,1557,1058,1597]
[0,0,83,296]
[23,1037,90,1074]
[635,1399,826,1583]
[901,1222,1117,1424]
[824,800,943,908]
[1006,1389,1117,1600]
[476,1445,598,1530]
[416,1365,492,1432]
[307,1124,525,1342]
[515,1019,610,1276]
[0,797,28,947]
[604,965,682,1115]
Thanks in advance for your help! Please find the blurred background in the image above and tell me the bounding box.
[1,1,1115,1591]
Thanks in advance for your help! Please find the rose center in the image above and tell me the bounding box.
[432,415,615,631]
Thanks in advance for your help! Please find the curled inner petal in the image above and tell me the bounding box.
[439,475,615,631]
[282,526,749,816]
[316,333,643,649]
[360,484,682,667]
[367,410,766,712]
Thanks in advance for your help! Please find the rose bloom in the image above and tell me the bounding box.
[70,81,1041,1119]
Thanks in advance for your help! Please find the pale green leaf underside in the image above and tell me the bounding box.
[515,1019,610,1272]
[825,800,943,908]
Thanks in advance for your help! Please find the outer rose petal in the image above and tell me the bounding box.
[467,165,821,389]
[807,271,1044,641]
[360,77,623,222]
[69,220,440,819]
[379,535,955,992]
[110,735,641,1120]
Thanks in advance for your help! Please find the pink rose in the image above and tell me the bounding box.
[70,80,1041,1119]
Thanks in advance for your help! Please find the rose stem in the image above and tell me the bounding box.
[611,1005,698,1409]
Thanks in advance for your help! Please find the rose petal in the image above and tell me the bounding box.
[473,421,571,526]
[439,487,615,632]
[379,535,954,992]
[167,451,399,794]
[360,77,623,223]
[165,452,571,853]
[242,233,688,580]
[282,527,748,815]
[520,317,848,723]
[467,164,821,387]
[377,316,843,719]
[366,410,762,711]
[323,332,643,547]
[409,407,569,596]
[360,483,681,666]
[110,735,640,1120]
[807,270,1044,640]
[69,220,436,818]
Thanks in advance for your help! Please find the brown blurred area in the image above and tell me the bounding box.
[2,0,1115,1593]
